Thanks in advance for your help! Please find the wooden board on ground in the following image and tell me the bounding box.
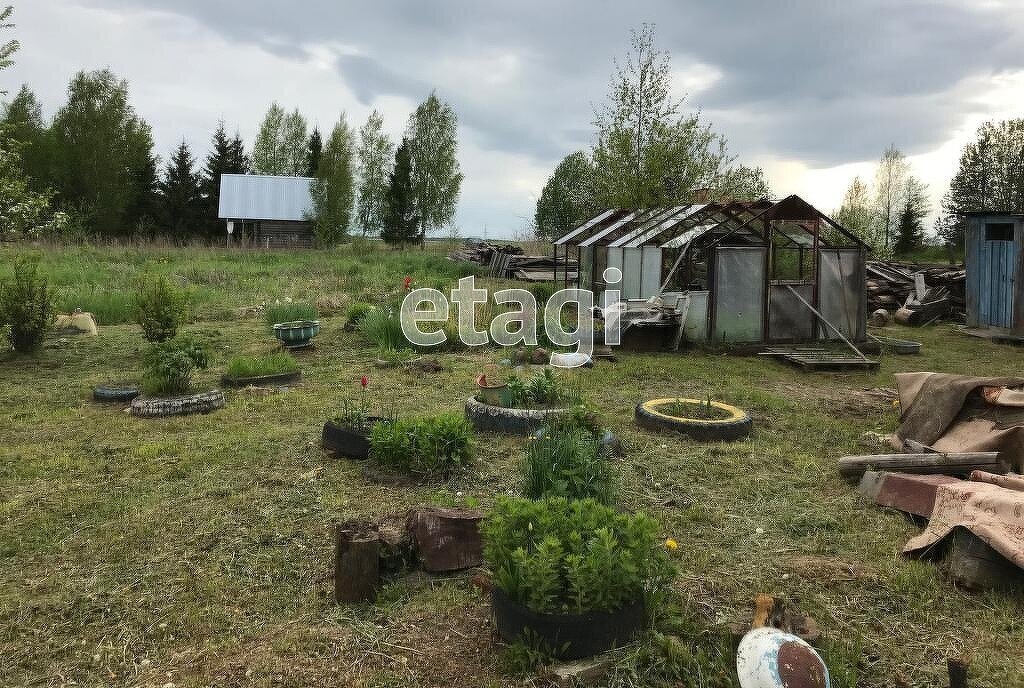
[838,452,1008,480]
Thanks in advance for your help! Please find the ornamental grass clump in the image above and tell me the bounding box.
[522,426,616,504]
[481,497,673,615]
[369,413,473,477]
[264,301,318,328]
[358,307,409,352]
[142,334,209,396]
[224,352,298,379]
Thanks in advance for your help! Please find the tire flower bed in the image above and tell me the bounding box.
[634,397,752,441]
[481,497,673,659]
[221,352,301,387]
[131,334,223,418]
[465,369,581,434]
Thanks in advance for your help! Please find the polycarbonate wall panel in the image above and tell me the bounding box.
[817,249,865,341]
[713,247,766,343]
[768,284,814,342]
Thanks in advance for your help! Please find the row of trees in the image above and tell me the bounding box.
[302,92,462,246]
[533,25,772,241]
[834,145,929,258]
[0,7,462,245]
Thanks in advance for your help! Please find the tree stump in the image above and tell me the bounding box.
[406,507,485,572]
[334,523,380,604]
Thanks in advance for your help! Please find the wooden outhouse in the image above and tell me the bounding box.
[965,212,1024,334]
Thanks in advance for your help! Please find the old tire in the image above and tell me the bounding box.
[635,398,751,441]
[464,396,569,434]
[130,389,225,418]
[93,382,141,403]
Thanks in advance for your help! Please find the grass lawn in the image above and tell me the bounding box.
[1,244,1022,687]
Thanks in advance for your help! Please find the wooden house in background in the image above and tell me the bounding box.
[218,173,315,248]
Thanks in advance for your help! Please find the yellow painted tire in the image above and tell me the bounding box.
[635,398,752,441]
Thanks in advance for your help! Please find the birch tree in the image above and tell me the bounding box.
[308,113,356,246]
[872,144,910,252]
[356,110,394,237]
[406,92,462,242]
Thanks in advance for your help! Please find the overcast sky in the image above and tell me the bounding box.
[9,1,1024,238]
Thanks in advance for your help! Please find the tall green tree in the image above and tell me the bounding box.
[872,144,910,252]
[159,141,202,240]
[50,68,158,236]
[0,5,19,92]
[252,103,307,175]
[936,119,1024,248]
[355,109,394,237]
[406,92,462,243]
[2,84,49,189]
[894,177,929,256]
[835,176,877,250]
[228,129,249,174]
[591,24,729,209]
[308,113,355,246]
[382,137,418,246]
[200,122,248,238]
[534,151,596,241]
[306,126,323,176]
[714,164,772,201]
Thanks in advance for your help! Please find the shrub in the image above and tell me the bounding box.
[527,282,558,306]
[344,301,374,327]
[142,334,209,396]
[359,307,410,351]
[481,497,673,615]
[506,369,582,408]
[0,258,52,354]
[369,413,473,477]
[134,275,186,342]
[522,427,616,504]
[264,301,318,328]
[224,352,298,379]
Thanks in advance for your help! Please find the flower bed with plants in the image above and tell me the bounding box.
[221,352,300,387]
[481,497,673,660]
[635,395,752,441]
[523,413,618,504]
[266,301,320,348]
[131,333,224,417]
[466,369,582,434]
[322,376,383,459]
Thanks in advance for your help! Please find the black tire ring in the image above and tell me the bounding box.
[130,390,226,418]
[634,398,752,441]
[93,382,141,403]
[221,370,301,388]
[464,396,569,434]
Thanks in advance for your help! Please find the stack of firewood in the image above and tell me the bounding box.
[866,260,966,323]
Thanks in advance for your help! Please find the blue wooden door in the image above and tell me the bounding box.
[979,225,1017,328]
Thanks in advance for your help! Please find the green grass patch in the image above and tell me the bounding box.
[224,352,299,379]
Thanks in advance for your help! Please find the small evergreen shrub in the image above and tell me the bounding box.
[522,426,616,504]
[134,275,186,342]
[481,497,673,615]
[225,352,298,379]
[142,334,209,396]
[0,258,52,354]
[265,301,318,328]
[369,413,473,477]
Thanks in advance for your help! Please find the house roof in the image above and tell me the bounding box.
[218,173,314,221]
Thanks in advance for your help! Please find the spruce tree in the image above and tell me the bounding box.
[894,178,929,257]
[306,127,323,176]
[228,131,249,174]
[382,137,418,246]
[159,141,201,240]
[200,121,232,238]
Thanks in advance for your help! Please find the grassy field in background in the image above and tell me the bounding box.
[1,244,1022,687]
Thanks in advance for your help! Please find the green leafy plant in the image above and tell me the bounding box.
[359,307,409,351]
[369,413,473,477]
[522,427,616,504]
[661,395,732,421]
[264,301,318,328]
[224,352,298,379]
[344,301,374,328]
[527,282,557,306]
[505,368,581,409]
[481,497,673,616]
[133,275,186,342]
[0,258,52,354]
[142,334,209,396]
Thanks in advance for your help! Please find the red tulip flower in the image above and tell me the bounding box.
[403,276,413,291]
[360,375,368,388]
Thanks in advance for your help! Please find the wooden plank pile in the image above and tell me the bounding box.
[866,260,966,323]
[448,241,577,282]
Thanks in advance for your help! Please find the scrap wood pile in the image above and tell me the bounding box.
[448,240,577,282]
[840,372,1024,592]
[866,260,965,325]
